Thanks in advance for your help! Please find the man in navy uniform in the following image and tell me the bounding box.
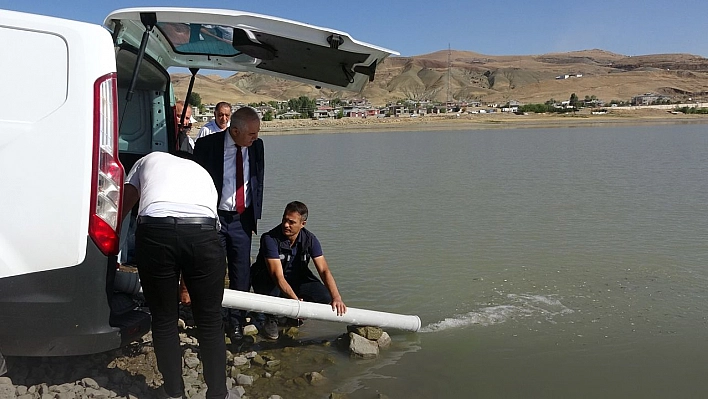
[251,201,346,339]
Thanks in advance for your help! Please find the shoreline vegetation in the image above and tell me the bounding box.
[246,108,708,136]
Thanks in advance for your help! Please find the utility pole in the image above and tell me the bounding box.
[447,43,451,109]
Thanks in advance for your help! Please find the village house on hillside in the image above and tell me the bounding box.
[555,73,583,79]
[631,93,671,106]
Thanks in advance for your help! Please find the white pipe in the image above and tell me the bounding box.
[222,289,421,332]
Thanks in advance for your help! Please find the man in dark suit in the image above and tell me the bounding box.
[193,106,264,340]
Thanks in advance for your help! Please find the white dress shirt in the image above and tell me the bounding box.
[196,119,229,140]
[219,133,251,211]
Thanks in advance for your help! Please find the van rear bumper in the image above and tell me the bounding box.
[0,238,149,356]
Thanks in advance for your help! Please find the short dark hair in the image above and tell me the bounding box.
[284,201,308,221]
[215,102,231,114]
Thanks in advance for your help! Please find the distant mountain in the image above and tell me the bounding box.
[173,49,708,106]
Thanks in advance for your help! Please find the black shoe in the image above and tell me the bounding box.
[179,303,195,327]
[226,325,243,341]
[262,317,279,340]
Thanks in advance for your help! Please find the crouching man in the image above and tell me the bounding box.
[251,201,346,339]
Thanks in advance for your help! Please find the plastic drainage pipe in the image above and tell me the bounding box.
[222,289,421,332]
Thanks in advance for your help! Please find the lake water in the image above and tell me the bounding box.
[254,123,708,398]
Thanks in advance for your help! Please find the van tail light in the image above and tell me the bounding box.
[89,72,124,256]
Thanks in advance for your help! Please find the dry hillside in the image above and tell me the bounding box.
[173,49,708,107]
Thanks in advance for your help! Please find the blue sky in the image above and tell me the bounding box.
[4,0,708,58]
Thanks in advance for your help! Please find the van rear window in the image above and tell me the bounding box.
[157,22,239,57]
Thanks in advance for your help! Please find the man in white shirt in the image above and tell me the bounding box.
[197,102,232,140]
[122,151,227,399]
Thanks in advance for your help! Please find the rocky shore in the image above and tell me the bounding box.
[0,321,393,399]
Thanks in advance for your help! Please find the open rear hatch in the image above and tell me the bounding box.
[104,7,398,91]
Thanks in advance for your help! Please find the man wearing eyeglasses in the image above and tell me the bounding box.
[176,100,195,153]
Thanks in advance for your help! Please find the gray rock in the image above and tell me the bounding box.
[0,377,11,385]
[191,390,207,399]
[268,395,283,399]
[243,325,258,336]
[283,326,299,338]
[348,332,379,359]
[0,383,15,399]
[84,387,103,396]
[183,368,199,380]
[347,326,383,340]
[305,371,327,386]
[376,332,391,349]
[264,360,281,372]
[251,355,266,366]
[183,371,201,389]
[50,383,68,394]
[37,383,49,395]
[228,386,245,398]
[81,377,100,389]
[232,356,249,367]
[184,356,201,369]
[186,386,200,397]
[235,373,254,386]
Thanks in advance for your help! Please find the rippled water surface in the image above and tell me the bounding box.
[255,124,708,398]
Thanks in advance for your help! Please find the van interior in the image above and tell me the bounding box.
[115,45,173,175]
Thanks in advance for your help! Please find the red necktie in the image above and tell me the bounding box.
[236,145,246,214]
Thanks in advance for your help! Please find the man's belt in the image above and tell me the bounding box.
[137,216,217,228]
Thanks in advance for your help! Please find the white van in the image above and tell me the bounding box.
[0,7,396,357]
